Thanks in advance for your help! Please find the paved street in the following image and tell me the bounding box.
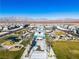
[0,27,23,37]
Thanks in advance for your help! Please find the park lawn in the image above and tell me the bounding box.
[0,37,31,59]
[21,33,33,46]
[21,38,31,46]
[55,30,65,36]
[0,39,6,43]
[0,29,30,59]
[0,28,27,43]
[0,48,25,59]
[0,34,18,43]
[51,41,79,59]
[0,38,31,59]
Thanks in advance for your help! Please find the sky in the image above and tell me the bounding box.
[0,0,79,19]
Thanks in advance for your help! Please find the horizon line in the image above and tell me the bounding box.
[0,13,79,19]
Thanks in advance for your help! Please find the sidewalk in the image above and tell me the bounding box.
[48,47,57,59]
[20,45,30,59]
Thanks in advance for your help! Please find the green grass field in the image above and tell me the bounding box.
[46,34,79,59]
[0,48,25,59]
[0,30,32,59]
[51,41,79,59]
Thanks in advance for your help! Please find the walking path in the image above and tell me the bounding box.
[21,42,56,59]
[48,47,56,59]
[20,45,30,59]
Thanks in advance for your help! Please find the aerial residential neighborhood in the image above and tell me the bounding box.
[1,0,79,59]
[0,18,79,59]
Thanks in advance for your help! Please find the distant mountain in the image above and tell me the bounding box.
[0,16,79,23]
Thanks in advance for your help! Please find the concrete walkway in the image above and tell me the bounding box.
[48,47,56,59]
[21,26,57,59]
[30,50,48,59]
[20,45,30,59]
[21,45,56,59]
